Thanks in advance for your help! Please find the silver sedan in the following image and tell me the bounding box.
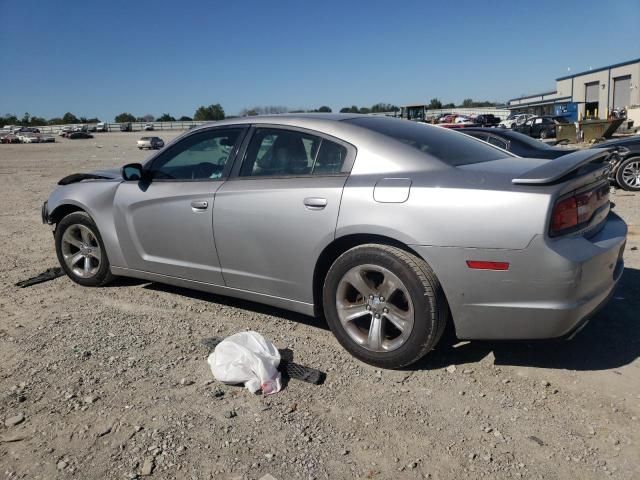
[42,114,627,368]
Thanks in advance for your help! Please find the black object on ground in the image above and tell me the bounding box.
[15,267,65,288]
[201,337,326,386]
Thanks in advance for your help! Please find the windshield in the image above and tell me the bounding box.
[346,117,511,166]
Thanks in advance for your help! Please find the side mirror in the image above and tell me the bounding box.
[121,163,144,181]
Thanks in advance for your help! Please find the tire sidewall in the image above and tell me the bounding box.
[323,246,437,369]
[615,157,640,191]
[55,212,112,287]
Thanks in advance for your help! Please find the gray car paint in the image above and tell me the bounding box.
[44,114,627,339]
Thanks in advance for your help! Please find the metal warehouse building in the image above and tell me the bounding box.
[507,58,639,121]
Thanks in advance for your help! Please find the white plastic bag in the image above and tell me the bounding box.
[207,331,282,395]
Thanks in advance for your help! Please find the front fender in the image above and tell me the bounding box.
[46,181,127,268]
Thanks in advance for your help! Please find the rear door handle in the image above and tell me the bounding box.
[303,197,327,210]
[191,200,209,210]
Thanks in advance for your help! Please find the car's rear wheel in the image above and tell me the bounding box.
[55,211,115,287]
[323,244,448,369]
[615,157,640,191]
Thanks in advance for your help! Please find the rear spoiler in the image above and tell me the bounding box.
[512,148,611,185]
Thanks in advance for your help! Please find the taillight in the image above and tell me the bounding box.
[550,183,609,236]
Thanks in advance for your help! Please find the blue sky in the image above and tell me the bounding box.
[0,0,638,121]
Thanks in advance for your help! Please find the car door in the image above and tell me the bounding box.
[113,126,248,284]
[213,126,355,304]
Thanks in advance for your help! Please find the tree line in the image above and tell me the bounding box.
[424,98,502,109]
[1,99,503,128]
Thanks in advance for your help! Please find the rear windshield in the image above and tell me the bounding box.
[345,117,510,166]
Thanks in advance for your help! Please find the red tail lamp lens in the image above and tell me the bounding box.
[551,196,578,233]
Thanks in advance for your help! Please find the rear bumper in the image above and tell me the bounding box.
[412,213,627,340]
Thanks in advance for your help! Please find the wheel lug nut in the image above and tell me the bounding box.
[369,294,374,299]
[366,305,371,310]
[374,313,380,319]
[379,296,385,302]
[383,308,388,313]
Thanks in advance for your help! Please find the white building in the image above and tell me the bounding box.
[508,58,639,121]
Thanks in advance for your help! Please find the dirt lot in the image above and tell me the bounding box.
[1,132,639,480]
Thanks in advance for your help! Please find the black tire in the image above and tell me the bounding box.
[55,211,115,287]
[615,156,640,191]
[322,244,448,369]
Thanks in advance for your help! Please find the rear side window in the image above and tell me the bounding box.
[240,128,347,176]
[346,117,509,166]
[487,136,508,149]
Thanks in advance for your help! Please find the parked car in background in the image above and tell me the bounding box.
[41,114,626,369]
[120,123,132,132]
[1,133,20,144]
[87,124,97,132]
[143,123,154,131]
[474,114,501,127]
[14,127,41,135]
[59,126,73,136]
[592,135,640,191]
[96,122,108,132]
[40,135,56,143]
[459,128,578,158]
[66,131,94,139]
[19,133,41,143]
[137,136,164,150]
[513,116,569,139]
[499,113,534,129]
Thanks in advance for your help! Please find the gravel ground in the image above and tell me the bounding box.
[1,132,639,480]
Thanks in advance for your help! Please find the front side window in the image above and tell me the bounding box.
[240,128,347,177]
[148,128,243,180]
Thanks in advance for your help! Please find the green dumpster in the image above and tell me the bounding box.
[578,119,625,143]
[556,123,577,143]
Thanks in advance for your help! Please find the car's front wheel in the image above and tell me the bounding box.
[55,211,115,287]
[615,157,640,191]
[323,244,448,369]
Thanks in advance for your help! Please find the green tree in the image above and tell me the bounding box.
[442,103,455,109]
[157,113,176,122]
[194,103,225,121]
[21,112,31,125]
[370,103,399,113]
[461,98,474,108]
[86,117,101,123]
[359,107,371,114]
[428,98,443,109]
[115,112,136,123]
[317,106,332,113]
[29,116,47,126]
[62,112,80,124]
[48,117,63,125]
[0,114,19,127]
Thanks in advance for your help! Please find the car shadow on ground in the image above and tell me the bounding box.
[142,283,329,331]
[413,266,640,372]
[137,267,638,372]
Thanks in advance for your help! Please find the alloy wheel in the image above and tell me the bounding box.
[335,264,414,352]
[60,224,102,278]
[621,160,640,188]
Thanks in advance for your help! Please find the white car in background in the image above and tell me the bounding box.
[137,136,164,150]
[19,133,41,143]
[143,123,154,131]
[499,113,535,129]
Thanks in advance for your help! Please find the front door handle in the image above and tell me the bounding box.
[191,200,209,211]
[303,197,327,210]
